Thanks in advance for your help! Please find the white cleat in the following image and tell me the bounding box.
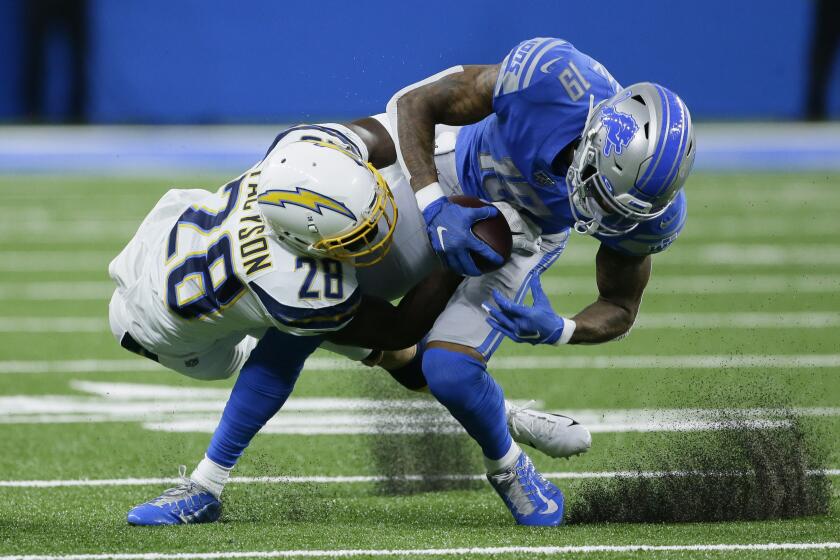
[506,400,592,459]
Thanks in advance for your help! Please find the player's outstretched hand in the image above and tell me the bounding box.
[484,276,568,345]
[423,197,504,276]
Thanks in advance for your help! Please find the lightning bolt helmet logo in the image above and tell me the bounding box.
[258,187,357,221]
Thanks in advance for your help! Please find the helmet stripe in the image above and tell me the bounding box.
[637,85,687,199]
[636,87,671,193]
[658,93,690,196]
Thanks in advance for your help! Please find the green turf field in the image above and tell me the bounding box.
[0,172,838,559]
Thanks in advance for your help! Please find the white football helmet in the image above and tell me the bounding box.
[256,140,397,266]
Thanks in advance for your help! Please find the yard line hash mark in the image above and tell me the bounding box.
[2,275,839,301]
[3,244,840,271]
[0,542,839,559]
[2,354,840,375]
[2,312,839,332]
[2,382,838,435]
[2,470,839,489]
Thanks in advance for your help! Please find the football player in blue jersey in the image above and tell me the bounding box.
[382,37,695,526]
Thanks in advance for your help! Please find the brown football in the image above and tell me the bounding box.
[448,195,512,272]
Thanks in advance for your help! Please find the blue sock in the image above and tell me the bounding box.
[206,328,323,468]
[422,347,511,460]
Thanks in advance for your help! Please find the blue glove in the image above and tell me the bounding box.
[484,275,569,345]
[423,197,504,277]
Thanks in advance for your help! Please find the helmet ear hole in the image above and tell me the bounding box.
[631,94,645,105]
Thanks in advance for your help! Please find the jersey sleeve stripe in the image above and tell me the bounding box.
[521,39,567,90]
[249,282,361,331]
[495,38,548,97]
[493,52,512,98]
[495,38,567,98]
[513,38,550,91]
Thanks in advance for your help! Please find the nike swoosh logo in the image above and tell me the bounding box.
[548,413,580,427]
[540,56,563,74]
[535,486,559,515]
[436,226,447,251]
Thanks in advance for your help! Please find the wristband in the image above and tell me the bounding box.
[415,182,446,211]
[553,318,576,345]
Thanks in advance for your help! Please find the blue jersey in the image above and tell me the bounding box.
[455,37,686,256]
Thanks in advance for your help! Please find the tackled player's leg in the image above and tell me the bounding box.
[416,229,574,526]
[376,339,592,460]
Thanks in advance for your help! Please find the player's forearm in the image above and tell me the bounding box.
[566,245,650,343]
[380,268,462,346]
[387,65,498,192]
[326,270,462,350]
[390,93,442,190]
[393,268,463,332]
[568,298,638,344]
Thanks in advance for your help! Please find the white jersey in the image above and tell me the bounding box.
[109,123,436,359]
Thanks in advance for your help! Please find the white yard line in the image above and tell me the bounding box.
[3,244,840,272]
[0,282,113,301]
[2,544,840,560]
[0,220,137,240]
[2,213,839,242]
[143,417,794,436]
[2,354,840,375]
[0,360,162,374]
[1,275,839,302]
[0,252,115,272]
[2,470,839,489]
[0,317,110,332]
[511,274,840,295]
[2,312,839,333]
[2,382,838,434]
[635,312,840,328]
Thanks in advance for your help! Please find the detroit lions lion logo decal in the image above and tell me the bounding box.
[600,106,639,157]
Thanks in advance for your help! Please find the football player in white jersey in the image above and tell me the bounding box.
[115,118,591,526]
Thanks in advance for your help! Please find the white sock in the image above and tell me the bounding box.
[483,442,521,474]
[190,455,232,498]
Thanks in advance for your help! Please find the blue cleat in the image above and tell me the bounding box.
[487,451,564,526]
[127,466,221,526]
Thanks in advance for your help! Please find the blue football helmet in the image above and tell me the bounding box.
[567,82,695,236]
